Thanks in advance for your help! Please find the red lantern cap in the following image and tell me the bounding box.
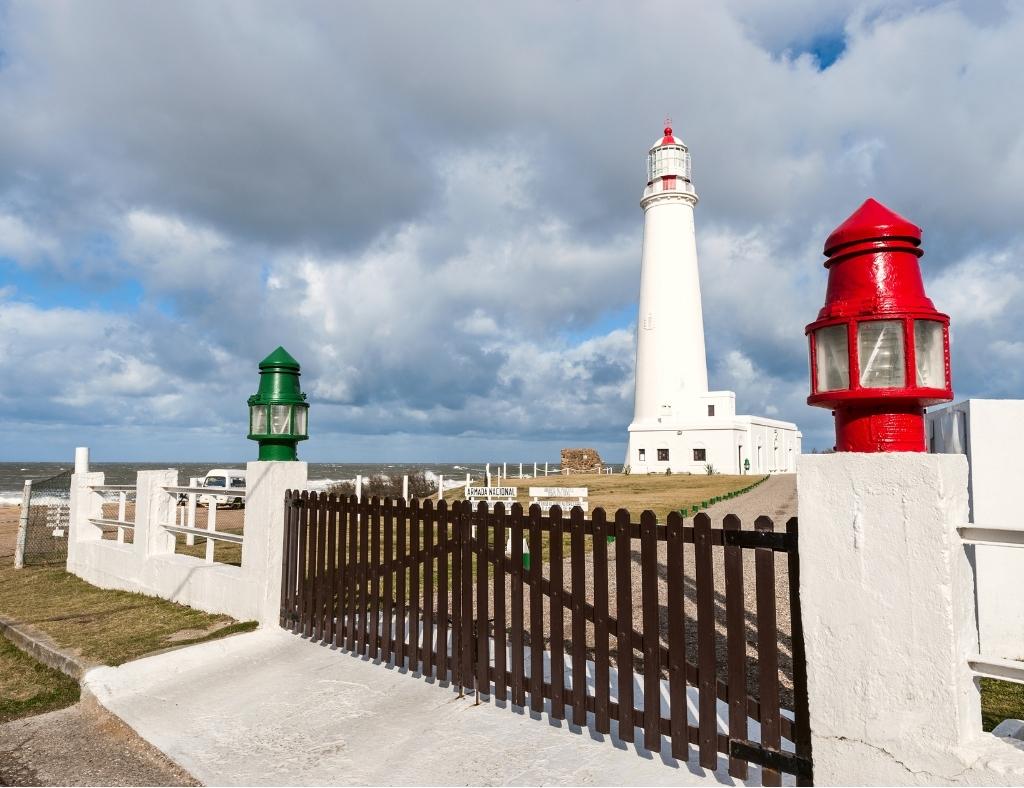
[824,198,921,256]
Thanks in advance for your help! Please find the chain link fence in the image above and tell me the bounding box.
[15,470,72,567]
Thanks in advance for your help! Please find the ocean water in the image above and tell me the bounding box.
[0,461,524,505]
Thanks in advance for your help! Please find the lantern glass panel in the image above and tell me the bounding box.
[294,405,308,437]
[814,324,850,392]
[858,320,906,388]
[914,320,946,388]
[270,404,291,435]
[250,405,268,435]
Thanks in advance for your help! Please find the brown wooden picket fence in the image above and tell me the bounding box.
[280,492,812,785]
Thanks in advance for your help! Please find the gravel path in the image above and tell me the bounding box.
[0,698,197,786]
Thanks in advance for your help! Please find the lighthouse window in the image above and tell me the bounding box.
[658,449,670,462]
[914,320,945,388]
[814,324,849,392]
[707,405,715,417]
[693,448,707,462]
[858,320,905,389]
[638,449,646,461]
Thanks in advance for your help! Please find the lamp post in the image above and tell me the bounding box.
[247,346,309,461]
[806,198,953,452]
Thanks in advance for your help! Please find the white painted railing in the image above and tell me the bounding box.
[87,484,136,544]
[960,524,1024,686]
[161,485,247,563]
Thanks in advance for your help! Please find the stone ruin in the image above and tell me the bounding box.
[560,447,603,474]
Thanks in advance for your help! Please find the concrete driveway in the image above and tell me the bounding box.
[83,629,773,786]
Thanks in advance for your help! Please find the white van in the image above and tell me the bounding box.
[198,469,246,508]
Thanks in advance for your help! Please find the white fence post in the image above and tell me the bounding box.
[74,446,89,473]
[402,475,409,501]
[437,475,444,502]
[135,469,178,559]
[797,453,1024,783]
[503,462,507,479]
[486,463,491,486]
[544,462,549,477]
[67,470,105,572]
[13,480,31,569]
[355,474,363,500]
[533,462,537,478]
[241,461,308,628]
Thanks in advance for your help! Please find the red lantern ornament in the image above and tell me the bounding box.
[806,198,953,452]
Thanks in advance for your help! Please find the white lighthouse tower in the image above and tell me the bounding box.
[625,123,801,475]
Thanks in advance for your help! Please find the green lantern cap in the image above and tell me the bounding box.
[247,346,309,461]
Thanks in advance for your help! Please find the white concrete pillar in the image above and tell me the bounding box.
[797,453,1017,784]
[355,474,362,501]
[486,464,491,486]
[437,475,444,502]
[503,462,507,479]
[544,462,549,477]
[135,469,179,558]
[67,470,105,571]
[533,462,537,478]
[402,475,409,501]
[518,462,523,479]
[14,480,31,568]
[241,461,308,628]
[74,446,90,474]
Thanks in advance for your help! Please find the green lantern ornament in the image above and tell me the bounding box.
[246,347,309,461]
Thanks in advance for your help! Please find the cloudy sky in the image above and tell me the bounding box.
[0,0,1021,463]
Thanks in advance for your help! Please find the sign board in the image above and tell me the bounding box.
[529,487,588,498]
[466,486,518,498]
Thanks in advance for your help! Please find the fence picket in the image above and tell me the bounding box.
[640,510,660,752]
[369,497,380,659]
[528,504,544,713]
[511,503,526,707]
[570,505,586,725]
[299,491,311,638]
[326,494,338,647]
[695,512,717,770]
[336,494,349,646]
[358,498,370,655]
[316,493,328,642]
[723,514,748,780]
[666,511,689,761]
[382,499,394,660]
[787,517,813,787]
[409,500,421,672]
[460,502,474,692]
[422,501,434,676]
[549,506,565,720]
[477,502,492,696]
[755,516,781,787]
[395,499,407,666]
[451,501,463,688]
[436,501,449,681]
[493,501,507,700]
[592,508,611,734]
[614,508,634,743]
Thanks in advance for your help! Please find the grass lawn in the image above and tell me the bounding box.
[0,564,257,666]
[0,636,79,723]
[444,471,767,522]
[981,678,1024,732]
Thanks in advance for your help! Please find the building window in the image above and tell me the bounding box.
[693,448,707,462]
[638,449,646,461]
[657,449,669,462]
[707,404,715,416]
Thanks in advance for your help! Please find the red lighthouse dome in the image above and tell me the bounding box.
[806,198,953,452]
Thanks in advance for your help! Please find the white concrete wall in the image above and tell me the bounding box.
[928,400,1024,659]
[798,453,1024,785]
[67,462,307,627]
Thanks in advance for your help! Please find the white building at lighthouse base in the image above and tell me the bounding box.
[626,390,801,475]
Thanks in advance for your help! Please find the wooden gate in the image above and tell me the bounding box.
[280,492,812,785]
